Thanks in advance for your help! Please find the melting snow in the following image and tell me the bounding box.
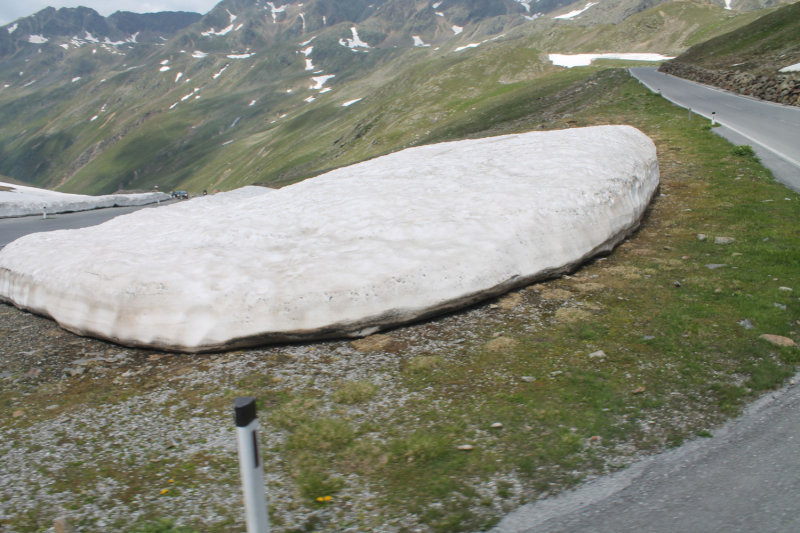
[228,53,256,59]
[779,63,800,72]
[554,2,598,19]
[300,13,306,31]
[84,32,99,43]
[301,46,313,56]
[249,99,257,106]
[28,35,49,44]
[22,79,36,87]
[724,0,732,9]
[340,27,370,49]
[175,72,183,82]
[515,0,532,12]
[304,96,316,102]
[103,37,125,46]
[213,64,230,79]
[90,115,98,121]
[319,88,331,94]
[413,36,430,47]
[432,1,442,8]
[71,77,81,82]
[311,75,335,89]
[60,44,69,50]
[202,24,234,36]
[523,14,542,20]
[159,66,171,72]
[230,116,241,128]
[452,25,463,34]
[548,53,675,67]
[305,59,314,70]
[236,24,243,31]
[170,102,179,109]
[161,59,169,65]
[227,9,237,22]
[127,32,139,43]
[222,140,234,145]
[301,36,316,46]
[192,51,208,58]
[342,98,362,107]
[266,2,286,23]
[7,23,18,33]
[454,35,504,53]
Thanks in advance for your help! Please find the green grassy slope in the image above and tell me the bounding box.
[672,0,800,73]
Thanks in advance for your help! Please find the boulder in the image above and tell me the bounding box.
[0,126,659,352]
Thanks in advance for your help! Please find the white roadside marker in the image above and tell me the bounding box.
[234,397,271,533]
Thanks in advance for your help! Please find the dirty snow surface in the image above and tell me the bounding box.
[0,127,659,353]
[0,181,169,218]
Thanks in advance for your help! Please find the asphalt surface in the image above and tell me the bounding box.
[494,372,800,533]
[0,200,177,249]
[630,67,800,192]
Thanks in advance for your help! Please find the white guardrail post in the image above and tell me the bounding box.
[712,112,716,126]
[234,396,271,533]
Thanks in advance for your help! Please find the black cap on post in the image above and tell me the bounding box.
[234,396,257,427]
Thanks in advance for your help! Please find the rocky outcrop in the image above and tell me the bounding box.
[659,62,800,107]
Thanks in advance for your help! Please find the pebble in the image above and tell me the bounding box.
[46,405,59,410]
[589,350,607,358]
[12,410,24,418]
[673,281,681,288]
[53,517,75,533]
[697,234,707,241]
[774,303,787,310]
[763,237,770,242]
[520,376,536,382]
[739,319,754,330]
[732,252,743,256]
[456,445,474,451]
[714,288,723,293]
[779,287,793,292]
[705,264,727,270]
[715,237,735,244]
[490,423,504,429]
[643,335,655,340]
[632,387,646,394]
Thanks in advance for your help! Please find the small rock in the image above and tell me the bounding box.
[492,332,503,338]
[24,368,41,378]
[150,458,161,463]
[12,410,24,418]
[632,387,646,394]
[697,234,707,242]
[739,319,754,330]
[763,237,770,242]
[759,334,796,347]
[589,350,606,359]
[490,423,504,429]
[166,441,177,449]
[715,237,734,244]
[714,288,723,293]
[779,287,793,292]
[732,252,743,256]
[550,370,564,377]
[520,376,536,383]
[489,304,499,309]
[705,264,727,270]
[643,335,655,340]
[46,405,59,410]
[673,281,681,288]
[456,445,474,451]
[590,436,600,442]
[774,303,787,310]
[663,246,674,251]
[54,517,75,533]
[682,255,691,259]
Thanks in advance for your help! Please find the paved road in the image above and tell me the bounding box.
[494,372,800,533]
[630,67,800,192]
[0,200,177,249]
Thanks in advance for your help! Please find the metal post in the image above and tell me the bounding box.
[688,108,692,120]
[711,112,716,126]
[234,397,270,533]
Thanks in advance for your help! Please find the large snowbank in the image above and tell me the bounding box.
[0,182,169,219]
[549,53,675,67]
[0,126,659,353]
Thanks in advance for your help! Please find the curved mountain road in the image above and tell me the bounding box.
[631,67,800,192]
[494,373,800,533]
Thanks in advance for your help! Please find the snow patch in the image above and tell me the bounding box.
[0,127,659,352]
[213,64,230,79]
[436,12,444,17]
[127,32,139,43]
[300,12,306,31]
[339,27,370,49]
[452,25,463,35]
[454,34,504,52]
[175,72,183,82]
[515,0,532,12]
[724,0,732,9]
[305,58,314,70]
[301,46,313,56]
[310,75,335,90]
[84,32,99,43]
[779,62,800,73]
[90,116,98,121]
[103,37,125,46]
[554,2,598,19]
[236,24,243,31]
[432,2,442,8]
[342,98,362,107]
[413,36,430,47]
[7,23,18,33]
[548,53,675,67]
[0,181,169,219]
[300,36,316,46]
[192,51,208,58]
[266,2,286,23]
[319,88,331,94]
[523,13,542,20]
[71,77,81,82]
[60,44,69,50]
[249,99,257,106]
[28,35,48,44]
[159,66,171,72]
[160,59,169,65]
[304,96,316,102]
[228,53,256,59]
[202,24,234,37]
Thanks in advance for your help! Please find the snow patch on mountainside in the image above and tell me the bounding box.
[7,24,18,33]
[554,2,598,19]
[28,35,49,44]
[0,127,658,352]
[340,27,370,49]
[780,62,800,72]
[413,36,430,47]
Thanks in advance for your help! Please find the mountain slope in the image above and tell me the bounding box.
[0,0,783,195]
